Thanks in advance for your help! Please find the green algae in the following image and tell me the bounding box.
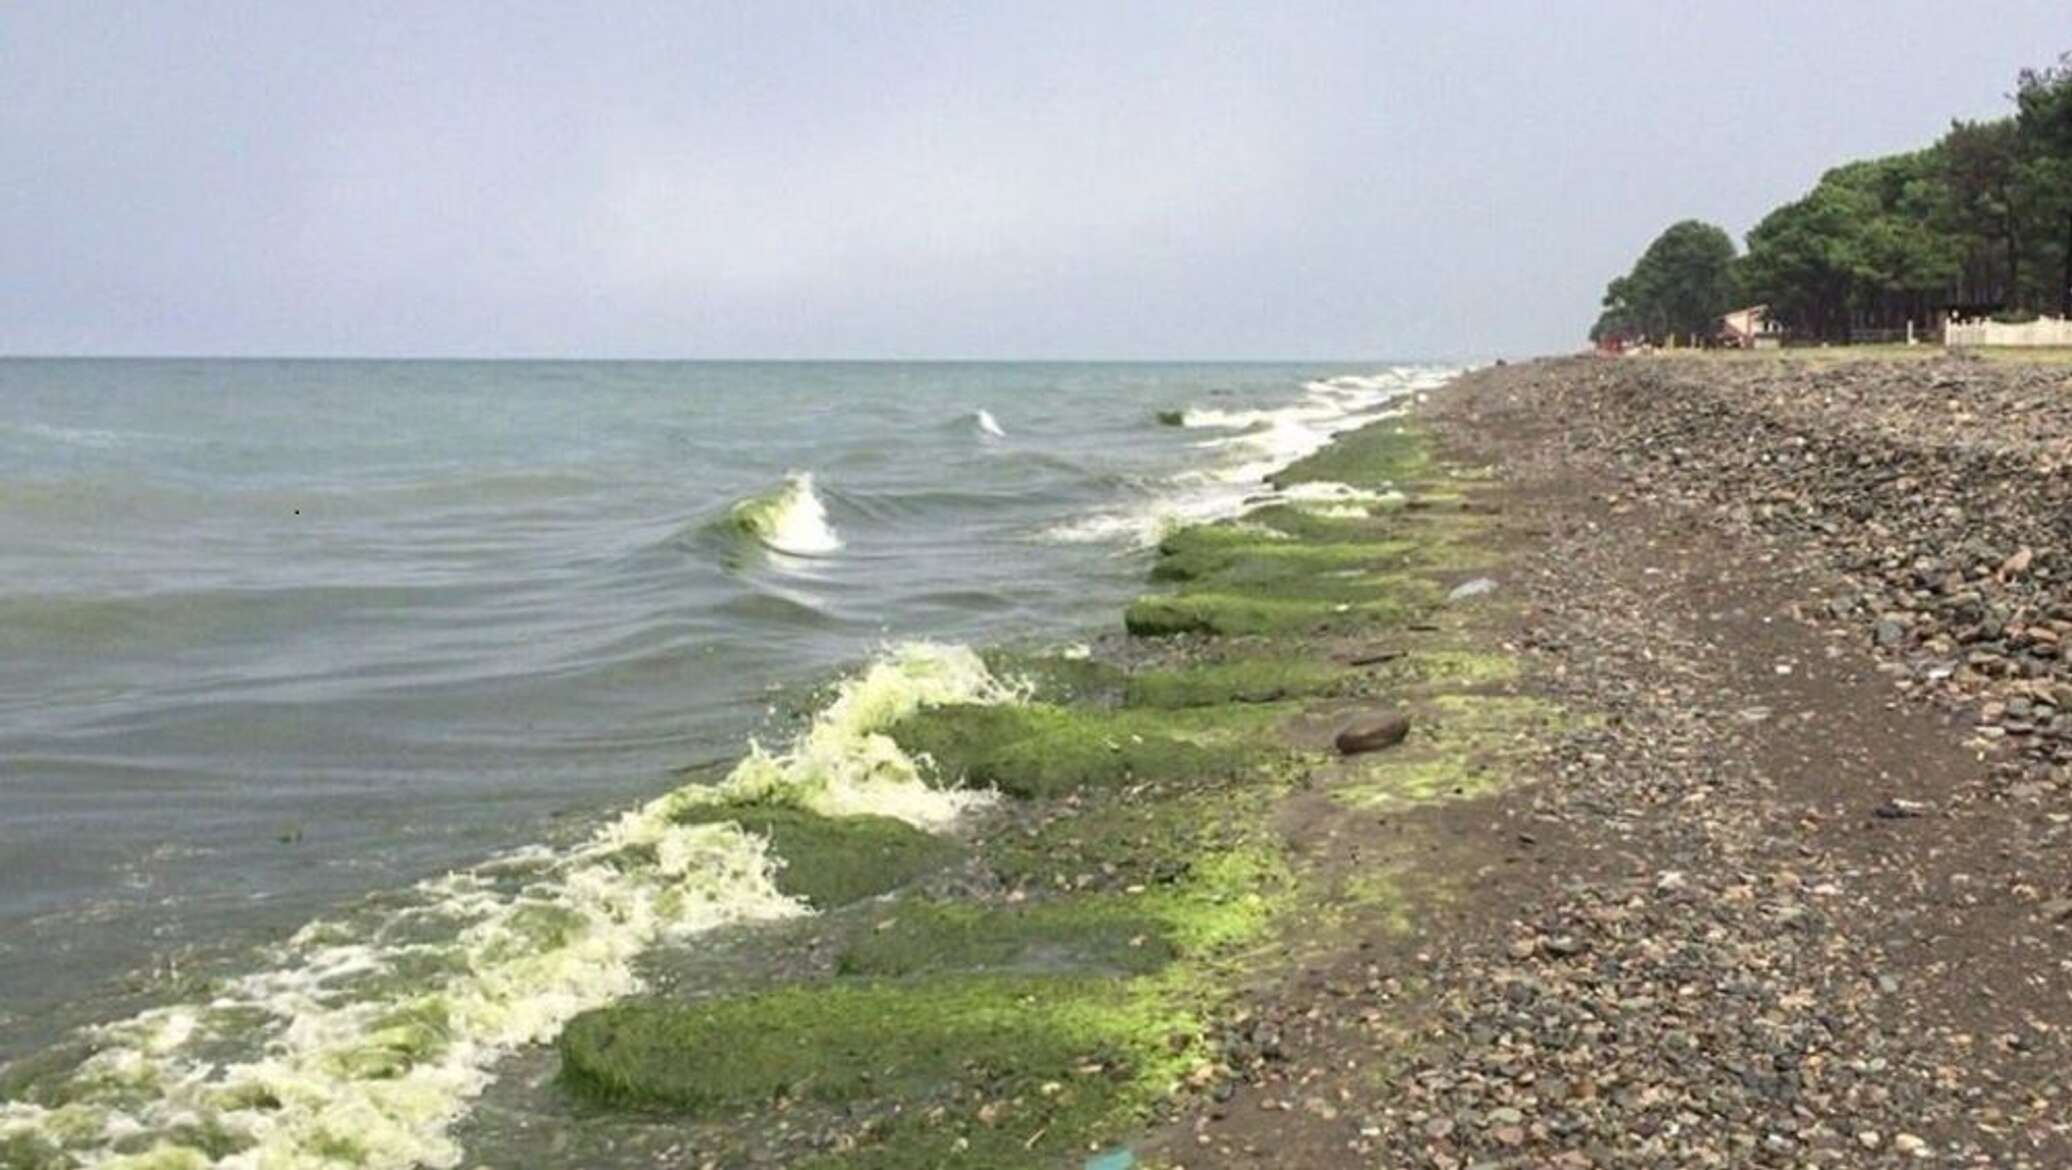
[835,900,1178,978]
[978,648,1127,704]
[1334,695,1566,810]
[1271,421,1429,489]
[1243,504,1390,542]
[887,702,1284,799]
[1374,648,1522,690]
[1123,656,1348,708]
[673,803,962,908]
[1150,526,1413,584]
[559,973,1188,1110]
[1123,584,1433,638]
[984,770,1289,909]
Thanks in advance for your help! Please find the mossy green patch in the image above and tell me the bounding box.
[1374,649,1522,690]
[888,703,1283,798]
[1271,421,1429,489]
[1243,504,1392,542]
[560,975,1192,1167]
[1335,695,1564,810]
[1150,525,1412,584]
[836,900,1178,978]
[977,648,1127,704]
[985,773,1288,912]
[1124,656,1348,708]
[1124,583,1434,637]
[674,803,961,908]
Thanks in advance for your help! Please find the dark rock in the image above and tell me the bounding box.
[1335,712,1412,756]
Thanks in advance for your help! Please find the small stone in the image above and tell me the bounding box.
[1336,712,1412,756]
[1894,1133,1930,1158]
[1424,1116,1456,1139]
[1857,1129,1882,1150]
[1874,619,1906,648]
[1873,798,1930,819]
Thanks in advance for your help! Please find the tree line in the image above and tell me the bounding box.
[1592,54,2072,345]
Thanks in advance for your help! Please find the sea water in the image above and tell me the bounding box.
[0,358,1455,1168]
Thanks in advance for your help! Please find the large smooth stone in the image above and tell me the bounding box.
[1335,711,1411,755]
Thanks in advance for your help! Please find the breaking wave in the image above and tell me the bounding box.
[723,472,842,556]
[1043,368,1456,547]
[975,409,1006,439]
[0,643,1018,1170]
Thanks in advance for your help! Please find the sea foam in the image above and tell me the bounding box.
[0,642,1017,1170]
[1043,368,1456,548]
[727,471,842,556]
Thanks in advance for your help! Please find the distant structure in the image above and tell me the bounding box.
[1717,305,1783,349]
[1945,315,2072,348]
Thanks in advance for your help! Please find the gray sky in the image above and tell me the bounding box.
[3,2,2066,359]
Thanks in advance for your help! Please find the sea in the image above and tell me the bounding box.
[0,358,1457,1168]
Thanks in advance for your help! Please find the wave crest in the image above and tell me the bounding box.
[726,472,842,556]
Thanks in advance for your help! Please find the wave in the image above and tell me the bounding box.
[723,472,842,556]
[0,642,1020,1170]
[974,409,1006,439]
[1043,366,1458,548]
[5,422,157,451]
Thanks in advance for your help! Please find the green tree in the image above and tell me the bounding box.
[1594,220,1738,343]
[1938,118,2026,304]
[1738,181,1877,340]
[2017,54,2072,315]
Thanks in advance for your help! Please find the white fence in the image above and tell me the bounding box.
[1945,316,2072,347]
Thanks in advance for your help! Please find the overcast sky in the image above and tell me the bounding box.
[3,2,2066,359]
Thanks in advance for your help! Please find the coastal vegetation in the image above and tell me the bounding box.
[1593,53,2072,343]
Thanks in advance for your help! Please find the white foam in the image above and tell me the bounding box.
[975,409,1006,438]
[0,641,1020,1170]
[1042,367,1458,548]
[732,471,842,556]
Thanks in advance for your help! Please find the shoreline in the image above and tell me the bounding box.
[486,403,1540,1168]
[528,351,2072,1170]
[23,351,2072,1167]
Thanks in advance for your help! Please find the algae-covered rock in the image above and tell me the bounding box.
[887,703,1276,798]
[559,974,1176,1111]
[1270,421,1429,489]
[978,648,1128,704]
[835,899,1177,977]
[1150,529,1413,585]
[1123,588,1430,638]
[674,803,960,908]
[1124,657,1347,708]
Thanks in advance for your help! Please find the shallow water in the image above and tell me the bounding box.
[0,358,1454,1166]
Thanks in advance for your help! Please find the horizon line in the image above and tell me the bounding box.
[0,351,1486,365]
